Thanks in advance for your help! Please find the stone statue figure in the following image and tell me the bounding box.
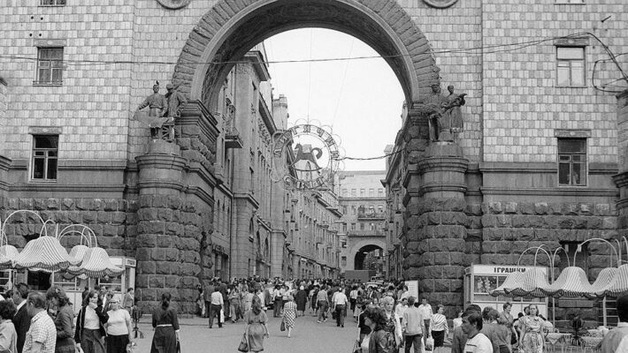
[135,81,170,140]
[426,83,467,142]
[443,85,466,136]
[165,83,187,118]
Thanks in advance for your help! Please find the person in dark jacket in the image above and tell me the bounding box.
[75,290,109,353]
[46,286,75,353]
[11,283,31,353]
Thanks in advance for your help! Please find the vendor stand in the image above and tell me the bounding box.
[464,264,549,317]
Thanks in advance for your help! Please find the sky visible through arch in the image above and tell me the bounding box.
[264,28,405,172]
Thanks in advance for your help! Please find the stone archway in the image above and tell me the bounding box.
[173,0,440,109]
[347,239,386,271]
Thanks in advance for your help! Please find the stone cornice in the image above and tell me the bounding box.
[480,162,618,174]
[480,186,618,197]
[234,192,260,209]
[612,171,628,188]
[137,179,184,192]
[0,155,10,171]
[185,185,215,206]
[136,154,187,170]
[186,161,218,189]
[9,183,126,193]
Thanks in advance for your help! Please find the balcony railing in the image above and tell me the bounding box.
[347,229,385,236]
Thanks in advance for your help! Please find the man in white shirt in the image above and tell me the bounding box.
[332,287,348,328]
[209,288,224,328]
[418,298,433,346]
[600,294,628,353]
[403,296,425,353]
[23,292,56,353]
[462,311,493,353]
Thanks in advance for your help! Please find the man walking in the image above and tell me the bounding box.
[23,292,56,353]
[403,296,424,353]
[333,287,348,328]
[462,311,493,353]
[208,287,224,328]
[418,298,433,347]
[600,294,628,353]
[316,285,329,323]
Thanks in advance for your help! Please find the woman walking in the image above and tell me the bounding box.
[380,296,402,353]
[0,301,17,353]
[294,286,308,317]
[75,290,108,353]
[46,286,75,353]
[364,306,393,353]
[151,292,180,353]
[282,295,297,338]
[229,285,242,323]
[430,304,448,353]
[519,304,544,353]
[244,296,269,352]
[104,296,133,353]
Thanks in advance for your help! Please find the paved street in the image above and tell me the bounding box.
[131,310,453,353]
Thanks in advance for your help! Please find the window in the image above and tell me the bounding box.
[360,223,365,230]
[351,189,357,196]
[378,188,384,196]
[556,47,585,86]
[32,135,58,180]
[369,188,374,197]
[36,48,63,85]
[342,188,348,196]
[40,0,66,5]
[342,223,347,232]
[360,188,365,196]
[558,138,586,186]
[556,0,583,3]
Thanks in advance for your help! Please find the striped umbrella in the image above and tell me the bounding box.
[596,264,628,297]
[68,244,89,264]
[0,245,19,270]
[506,268,550,297]
[542,267,595,298]
[66,247,123,278]
[13,236,80,272]
[490,271,525,297]
[589,267,618,298]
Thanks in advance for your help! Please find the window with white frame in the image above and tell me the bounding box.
[32,135,58,180]
[558,138,587,186]
[556,47,585,86]
[36,47,64,85]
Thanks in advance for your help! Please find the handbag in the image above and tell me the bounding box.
[238,327,249,352]
[425,337,434,352]
[220,309,225,323]
[280,319,286,332]
[352,339,361,353]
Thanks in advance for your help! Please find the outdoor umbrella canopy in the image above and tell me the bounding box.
[595,264,628,298]
[66,247,123,278]
[0,245,19,270]
[13,236,80,271]
[490,271,525,297]
[68,244,89,263]
[542,266,595,298]
[590,267,618,298]
[505,268,551,297]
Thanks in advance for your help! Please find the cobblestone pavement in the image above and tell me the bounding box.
[131,310,452,353]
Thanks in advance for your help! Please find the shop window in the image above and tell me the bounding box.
[32,135,58,181]
[558,138,586,186]
[556,47,585,86]
[40,0,66,5]
[36,47,64,85]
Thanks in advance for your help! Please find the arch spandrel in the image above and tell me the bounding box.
[172,0,440,109]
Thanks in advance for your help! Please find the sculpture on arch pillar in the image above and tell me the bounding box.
[134,81,186,142]
[426,83,467,142]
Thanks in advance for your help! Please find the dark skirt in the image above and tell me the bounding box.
[56,337,76,353]
[432,330,445,347]
[151,326,177,353]
[81,328,105,353]
[106,334,129,353]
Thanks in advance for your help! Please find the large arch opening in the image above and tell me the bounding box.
[354,244,383,272]
[173,0,440,110]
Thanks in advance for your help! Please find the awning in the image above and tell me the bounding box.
[13,236,80,272]
[490,271,525,297]
[0,245,19,270]
[68,244,89,264]
[595,264,628,297]
[590,267,617,298]
[491,268,550,297]
[542,267,595,298]
[66,247,124,278]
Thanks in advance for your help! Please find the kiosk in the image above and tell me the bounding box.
[464,264,549,318]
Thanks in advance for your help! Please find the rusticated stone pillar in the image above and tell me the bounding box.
[613,90,628,237]
[402,103,468,316]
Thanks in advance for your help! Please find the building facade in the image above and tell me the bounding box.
[1,0,626,320]
[335,171,388,276]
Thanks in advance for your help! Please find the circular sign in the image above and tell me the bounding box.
[156,0,191,10]
[422,0,458,9]
[271,124,341,190]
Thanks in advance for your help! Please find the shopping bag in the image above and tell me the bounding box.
[219,309,225,323]
[425,337,434,352]
[352,340,361,353]
[280,319,286,331]
[238,333,249,352]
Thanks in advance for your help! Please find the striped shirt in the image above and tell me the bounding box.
[431,313,448,332]
[24,310,56,353]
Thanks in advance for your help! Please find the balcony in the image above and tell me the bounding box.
[347,229,385,237]
[357,211,386,220]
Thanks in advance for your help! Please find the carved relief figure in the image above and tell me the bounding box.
[426,84,448,142]
[443,85,466,135]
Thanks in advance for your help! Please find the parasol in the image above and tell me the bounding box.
[13,236,80,272]
[589,267,618,298]
[506,267,551,297]
[68,244,89,264]
[490,271,525,297]
[595,264,628,298]
[66,247,124,278]
[0,245,19,270]
[542,266,595,298]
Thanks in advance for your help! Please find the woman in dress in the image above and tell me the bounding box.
[104,296,133,353]
[151,292,180,353]
[379,296,402,353]
[294,286,308,317]
[243,287,254,314]
[229,285,242,323]
[356,301,373,352]
[75,290,109,353]
[282,295,297,338]
[430,304,449,353]
[0,301,17,353]
[452,309,463,330]
[520,304,544,353]
[46,286,75,353]
[244,295,269,352]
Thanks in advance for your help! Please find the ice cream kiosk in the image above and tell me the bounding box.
[464,264,548,317]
